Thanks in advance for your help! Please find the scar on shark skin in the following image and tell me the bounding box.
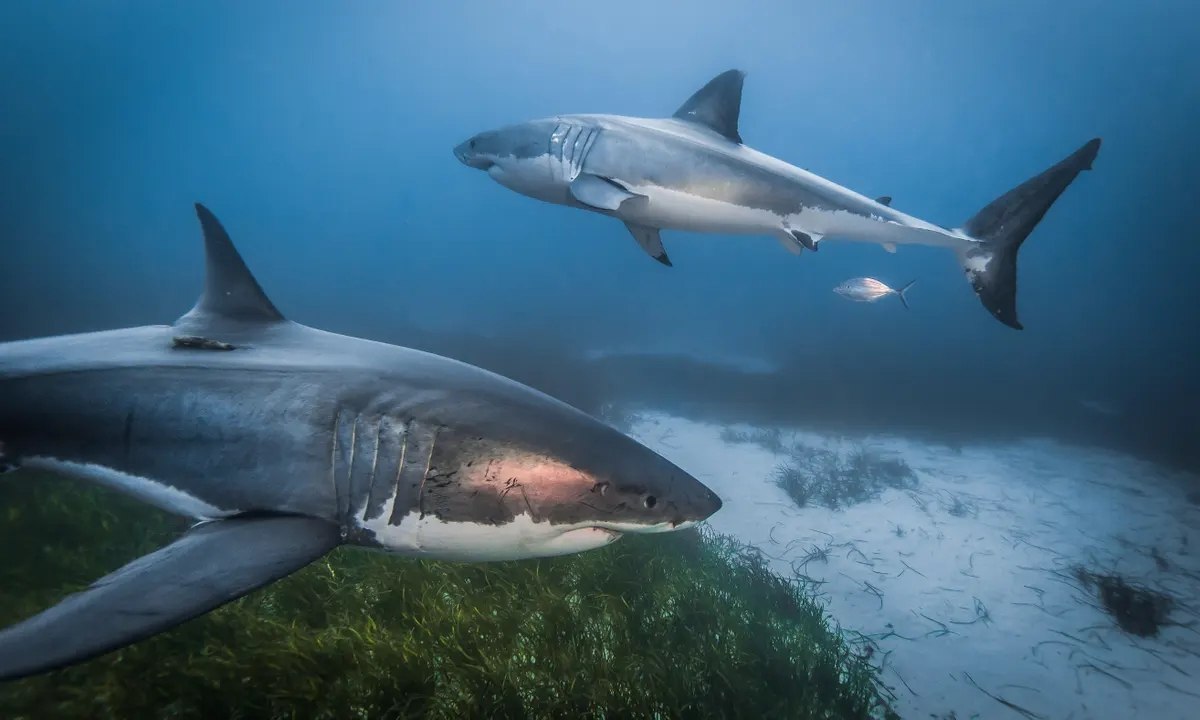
[172,335,236,351]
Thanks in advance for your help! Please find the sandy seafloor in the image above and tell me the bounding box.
[626,413,1200,720]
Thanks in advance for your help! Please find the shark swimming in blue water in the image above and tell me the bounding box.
[0,204,722,681]
[455,69,1101,329]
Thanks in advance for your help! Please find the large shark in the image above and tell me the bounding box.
[454,69,1101,329]
[0,204,722,681]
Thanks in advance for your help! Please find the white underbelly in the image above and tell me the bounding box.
[613,183,971,252]
[618,184,780,235]
[359,509,624,562]
[24,456,236,519]
[784,207,972,249]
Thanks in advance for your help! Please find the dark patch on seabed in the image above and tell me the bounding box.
[1074,567,1176,637]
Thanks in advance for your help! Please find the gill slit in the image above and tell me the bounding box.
[329,408,342,514]
[342,414,358,527]
[385,420,411,526]
[366,415,382,509]
[416,427,438,519]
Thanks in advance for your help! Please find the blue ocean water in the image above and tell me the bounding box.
[3,1,1195,467]
[2,4,1200,718]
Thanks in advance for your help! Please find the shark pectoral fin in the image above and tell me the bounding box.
[0,515,340,681]
[876,195,893,207]
[790,230,820,252]
[624,223,672,266]
[569,174,641,211]
[774,231,805,255]
[882,243,897,254]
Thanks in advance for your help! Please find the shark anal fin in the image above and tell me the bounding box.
[623,223,671,266]
[0,515,339,681]
[876,195,893,207]
[569,174,641,211]
[672,69,745,144]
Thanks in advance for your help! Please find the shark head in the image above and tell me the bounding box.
[453,118,583,204]
[179,205,722,562]
[369,408,723,561]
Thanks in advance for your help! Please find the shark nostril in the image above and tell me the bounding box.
[643,495,657,509]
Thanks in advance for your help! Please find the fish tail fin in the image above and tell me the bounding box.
[957,138,1100,330]
[896,280,916,310]
[0,442,15,475]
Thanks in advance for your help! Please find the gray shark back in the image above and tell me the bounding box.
[565,114,836,222]
[0,327,341,518]
[0,319,645,523]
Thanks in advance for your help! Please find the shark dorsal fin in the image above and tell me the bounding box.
[176,203,285,330]
[672,69,745,144]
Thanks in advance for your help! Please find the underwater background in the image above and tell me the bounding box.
[2,1,1198,718]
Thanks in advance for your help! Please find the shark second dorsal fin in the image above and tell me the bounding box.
[176,203,285,330]
[672,69,745,144]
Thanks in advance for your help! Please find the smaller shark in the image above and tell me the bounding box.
[455,69,1101,329]
[0,204,721,681]
[834,278,917,310]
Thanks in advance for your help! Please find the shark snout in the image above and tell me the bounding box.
[690,482,723,524]
[592,432,723,532]
[452,140,493,170]
[655,461,723,527]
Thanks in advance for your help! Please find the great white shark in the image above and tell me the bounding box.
[0,204,722,681]
[454,69,1101,329]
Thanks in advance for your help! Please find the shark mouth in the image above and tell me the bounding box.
[359,511,697,562]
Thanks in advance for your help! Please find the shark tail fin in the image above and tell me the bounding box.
[896,279,916,310]
[958,138,1101,329]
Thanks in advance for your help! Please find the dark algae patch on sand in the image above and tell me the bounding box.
[1072,566,1175,638]
[0,474,894,719]
[771,442,919,511]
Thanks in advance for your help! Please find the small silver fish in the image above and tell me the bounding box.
[833,277,917,309]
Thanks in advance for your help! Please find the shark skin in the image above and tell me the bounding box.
[455,69,1102,329]
[0,204,722,681]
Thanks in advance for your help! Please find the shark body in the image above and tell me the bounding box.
[0,205,721,681]
[455,69,1101,329]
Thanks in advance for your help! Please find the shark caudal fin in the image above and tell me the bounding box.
[958,138,1101,329]
[896,280,916,310]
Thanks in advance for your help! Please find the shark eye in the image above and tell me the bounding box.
[643,495,658,509]
[469,139,477,149]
